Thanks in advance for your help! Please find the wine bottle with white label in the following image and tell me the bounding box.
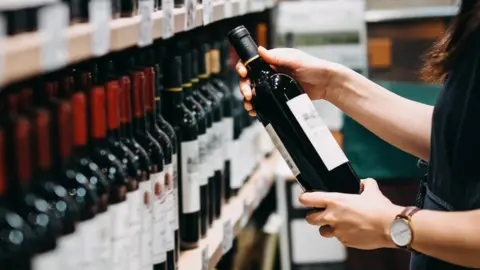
[209,41,235,202]
[197,43,224,221]
[162,56,201,250]
[191,47,214,237]
[154,47,180,270]
[228,26,360,194]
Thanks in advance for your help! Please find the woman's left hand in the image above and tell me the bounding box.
[299,178,404,250]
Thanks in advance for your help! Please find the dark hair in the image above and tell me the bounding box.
[422,0,480,83]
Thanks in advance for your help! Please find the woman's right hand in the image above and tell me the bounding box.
[236,46,350,116]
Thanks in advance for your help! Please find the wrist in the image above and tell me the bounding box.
[324,64,366,108]
[382,204,404,249]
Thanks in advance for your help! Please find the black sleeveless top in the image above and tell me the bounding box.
[410,27,480,270]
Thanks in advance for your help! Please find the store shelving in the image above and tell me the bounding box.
[365,5,458,23]
[0,0,275,88]
[178,152,279,270]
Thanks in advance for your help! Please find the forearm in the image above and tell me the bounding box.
[403,209,480,268]
[327,67,433,160]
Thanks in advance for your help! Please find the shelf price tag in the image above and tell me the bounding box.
[251,0,264,12]
[202,0,213,25]
[185,0,197,30]
[39,3,69,72]
[162,0,174,39]
[201,244,209,270]
[89,0,111,56]
[238,0,247,15]
[222,220,233,255]
[138,0,154,47]
[224,0,233,18]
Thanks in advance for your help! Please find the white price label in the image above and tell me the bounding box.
[222,220,233,255]
[238,0,247,15]
[39,3,69,72]
[162,0,174,38]
[224,0,233,18]
[251,0,264,11]
[202,0,213,25]
[185,0,197,30]
[89,0,111,56]
[138,0,154,47]
[201,244,209,270]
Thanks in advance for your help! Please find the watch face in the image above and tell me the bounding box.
[390,219,412,247]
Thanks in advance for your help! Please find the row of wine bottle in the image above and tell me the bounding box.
[0,31,274,270]
[1,0,202,37]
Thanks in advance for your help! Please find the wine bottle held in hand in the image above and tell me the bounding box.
[228,26,360,194]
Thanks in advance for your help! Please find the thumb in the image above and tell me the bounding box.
[258,46,300,71]
[360,178,380,194]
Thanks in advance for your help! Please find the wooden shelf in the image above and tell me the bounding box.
[178,152,279,270]
[0,0,276,88]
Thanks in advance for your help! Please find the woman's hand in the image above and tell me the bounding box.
[299,179,403,250]
[235,46,349,116]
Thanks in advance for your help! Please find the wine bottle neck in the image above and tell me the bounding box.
[163,89,184,105]
[246,57,275,82]
[182,83,193,97]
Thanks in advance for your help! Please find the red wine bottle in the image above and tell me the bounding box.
[0,127,36,270]
[4,115,61,270]
[86,67,132,270]
[124,53,165,269]
[209,41,235,202]
[116,64,156,270]
[191,47,214,235]
[153,47,180,268]
[197,43,224,221]
[229,26,360,194]
[162,55,200,250]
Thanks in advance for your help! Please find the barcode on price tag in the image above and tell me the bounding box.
[138,0,154,47]
[224,0,233,18]
[39,3,69,72]
[184,0,197,30]
[162,0,174,38]
[203,0,213,25]
[89,0,111,56]
[201,244,209,270]
[222,220,233,255]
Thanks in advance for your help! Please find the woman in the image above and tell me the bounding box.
[236,1,480,269]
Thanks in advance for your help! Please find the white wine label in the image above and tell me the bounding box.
[151,171,167,264]
[164,163,176,245]
[223,117,234,161]
[96,212,112,270]
[162,0,174,38]
[206,129,215,177]
[287,94,348,171]
[138,0,154,47]
[110,201,130,239]
[140,179,153,231]
[77,218,99,264]
[89,0,111,56]
[198,133,209,186]
[128,189,142,228]
[58,233,81,270]
[32,250,59,270]
[181,140,201,213]
[141,230,153,269]
[230,140,242,189]
[39,2,69,71]
[172,153,179,230]
[265,124,300,177]
[201,244,209,270]
[164,209,175,251]
[128,223,142,270]
[112,237,129,270]
[222,220,233,255]
[213,122,223,170]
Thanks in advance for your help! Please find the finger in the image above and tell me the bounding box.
[258,46,299,70]
[236,61,248,78]
[243,100,253,111]
[319,225,335,238]
[299,192,340,208]
[305,210,329,226]
[239,79,252,100]
[360,178,379,194]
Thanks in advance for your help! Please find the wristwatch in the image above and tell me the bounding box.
[390,206,421,250]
